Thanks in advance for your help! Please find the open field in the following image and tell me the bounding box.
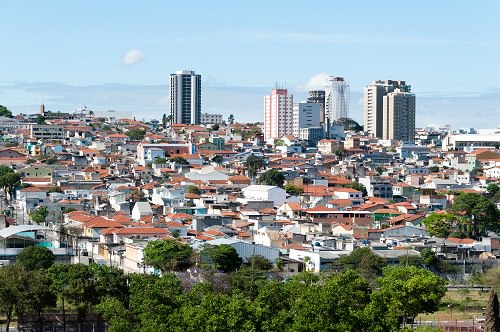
[417,289,489,321]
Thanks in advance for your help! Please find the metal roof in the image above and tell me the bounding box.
[0,225,51,239]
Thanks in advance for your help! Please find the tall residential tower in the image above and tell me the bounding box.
[324,76,349,123]
[264,89,293,140]
[364,80,415,142]
[170,70,201,125]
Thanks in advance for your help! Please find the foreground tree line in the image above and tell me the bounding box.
[0,245,452,332]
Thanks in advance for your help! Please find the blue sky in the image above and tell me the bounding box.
[1,1,500,128]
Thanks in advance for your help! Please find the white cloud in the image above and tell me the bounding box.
[122,49,144,66]
[296,73,329,92]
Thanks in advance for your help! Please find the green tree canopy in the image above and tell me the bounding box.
[0,167,20,201]
[16,246,55,270]
[284,184,304,195]
[423,212,457,238]
[259,169,285,187]
[377,265,447,328]
[334,247,386,281]
[29,206,49,225]
[0,105,14,118]
[245,255,273,271]
[125,128,146,140]
[332,117,363,131]
[201,244,242,272]
[346,182,367,196]
[35,115,46,124]
[451,192,500,239]
[244,155,265,178]
[169,156,189,164]
[186,185,200,195]
[143,239,194,273]
[420,247,438,268]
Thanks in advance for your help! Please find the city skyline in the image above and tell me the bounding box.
[1,1,500,129]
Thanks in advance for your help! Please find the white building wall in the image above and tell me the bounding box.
[292,102,320,138]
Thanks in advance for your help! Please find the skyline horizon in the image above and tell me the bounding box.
[2,1,500,130]
[2,77,499,131]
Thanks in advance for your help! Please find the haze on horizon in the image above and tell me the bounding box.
[1,1,500,129]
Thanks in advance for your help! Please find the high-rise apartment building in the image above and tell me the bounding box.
[307,90,326,124]
[264,89,293,140]
[324,76,349,122]
[383,91,416,142]
[170,70,201,125]
[292,102,321,138]
[364,80,415,142]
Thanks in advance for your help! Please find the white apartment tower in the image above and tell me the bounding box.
[170,70,201,125]
[364,80,415,142]
[324,76,349,122]
[264,89,293,140]
[292,102,321,138]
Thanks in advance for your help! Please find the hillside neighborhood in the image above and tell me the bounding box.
[0,105,500,277]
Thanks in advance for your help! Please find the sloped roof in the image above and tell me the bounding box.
[0,225,50,238]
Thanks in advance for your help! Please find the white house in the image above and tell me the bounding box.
[184,166,229,183]
[484,166,500,179]
[242,185,287,207]
[131,202,153,221]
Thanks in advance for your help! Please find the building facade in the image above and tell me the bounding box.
[364,80,415,142]
[264,89,293,140]
[170,70,202,125]
[383,91,416,142]
[200,113,223,125]
[292,102,321,138]
[307,90,326,124]
[29,124,65,140]
[324,77,349,123]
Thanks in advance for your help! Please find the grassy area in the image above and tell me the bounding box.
[417,289,488,321]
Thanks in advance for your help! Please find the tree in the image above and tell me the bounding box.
[245,255,273,271]
[35,114,46,124]
[423,212,457,238]
[29,206,49,225]
[487,183,500,196]
[485,288,500,332]
[481,267,500,291]
[22,269,57,330]
[244,155,265,178]
[89,264,129,305]
[451,192,500,239]
[346,182,367,196]
[228,114,235,124]
[332,117,363,131]
[143,239,194,273]
[0,265,24,331]
[429,166,440,173]
[284,184,304,195]
[201,244,242,272]
[334,247,386,281]
[96,296,137,332]
[126,128,146,140]
[420,247,438,268]
[17,246,55,270]
[375,165,385,175]
[162,114,168,129]
[186,185,200,195]
[211,123,220,131]
[377,265,446,328]
[211,155,223,165]
[0,105,14,118]
[259,169,285,187]
[169,156,189,164]
[0,167,20,202]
